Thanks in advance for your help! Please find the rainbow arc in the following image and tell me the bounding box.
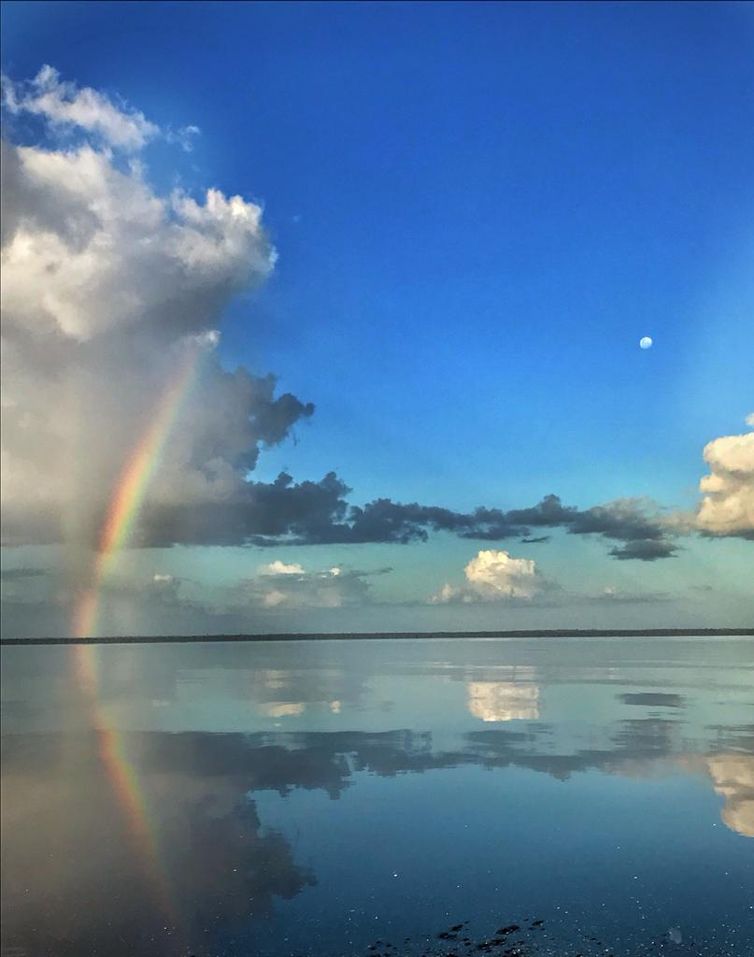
[71,342,207,943]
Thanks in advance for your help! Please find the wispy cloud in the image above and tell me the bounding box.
[242,562,390,610]
[2,65,159,151]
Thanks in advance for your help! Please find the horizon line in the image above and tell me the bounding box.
[1,627,752,646]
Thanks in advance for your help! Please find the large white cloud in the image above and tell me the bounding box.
[696,415,754,539]
[0,67,312,551]
[1,142,273,342]
[465,549,539,597]
[430,548,541,603]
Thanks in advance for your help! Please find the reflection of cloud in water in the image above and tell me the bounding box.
[611,718,678,755]
[467,681,540,722]
[259,668,290,690]
[707,755,754,838]
[0,732,315,957]
[3,718,752,954]
[619,692,685,709]
[257,701,306,718]
[246,664,357,718]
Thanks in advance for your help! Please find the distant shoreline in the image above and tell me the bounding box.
[1,627,752,646]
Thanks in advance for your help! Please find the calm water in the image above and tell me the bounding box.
[1,636,753,957]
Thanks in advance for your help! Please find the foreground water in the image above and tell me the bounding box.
[1,636,752,957]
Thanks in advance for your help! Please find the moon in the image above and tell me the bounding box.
[639,336,653,350]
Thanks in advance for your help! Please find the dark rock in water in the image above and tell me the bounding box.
[495,924,520,936]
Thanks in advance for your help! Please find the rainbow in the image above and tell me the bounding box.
[74,343,203,640]
[70,341,207,941]
[69,660,181,932]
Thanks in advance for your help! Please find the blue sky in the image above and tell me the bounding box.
[1,2,752,635]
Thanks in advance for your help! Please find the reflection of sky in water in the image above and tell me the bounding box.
[1,637,753,956]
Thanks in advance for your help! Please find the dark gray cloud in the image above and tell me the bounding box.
[137,483,678,561]
[243,374,315,454]
[134,471,350,548]
[608,539,678,561]
[1,461,680,563]
[569,501,669,541]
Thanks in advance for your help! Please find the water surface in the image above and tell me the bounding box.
[2,636,753,956]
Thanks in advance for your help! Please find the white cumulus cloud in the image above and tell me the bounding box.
[696,415,754,539]
[430,548,542,603]
[0,68,312,553]
[259,561,306,576]
[2,144,273,342]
